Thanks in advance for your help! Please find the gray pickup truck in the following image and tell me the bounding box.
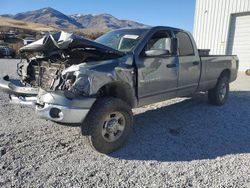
[0,26,238,153]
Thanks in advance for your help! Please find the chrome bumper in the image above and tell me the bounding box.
[0,76,38,96]
[36,103,90,123]
[10,94,93,123]
[1,76,96,124]
[10,95,37,107]
[1,76,96,123]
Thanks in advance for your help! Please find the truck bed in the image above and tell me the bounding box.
[198,55,238,91]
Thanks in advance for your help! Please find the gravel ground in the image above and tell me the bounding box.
[0,59,250,187]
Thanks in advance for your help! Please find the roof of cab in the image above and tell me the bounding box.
[114,26,184,32]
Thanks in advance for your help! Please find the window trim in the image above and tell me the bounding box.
[139,29,176,57]
[174,31,195,57]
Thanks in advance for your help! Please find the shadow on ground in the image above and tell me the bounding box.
[111,91,250,161]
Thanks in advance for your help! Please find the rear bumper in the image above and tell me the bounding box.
[1,76,96,123]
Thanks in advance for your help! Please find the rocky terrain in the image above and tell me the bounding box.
[0,60,249,187]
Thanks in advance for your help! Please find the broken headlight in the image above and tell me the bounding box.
[63,74,91,98]
[64,76,76,90]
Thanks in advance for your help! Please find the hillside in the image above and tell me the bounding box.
[70,13,145,29]
[1,7,146,30]
[0,17,107,56]
[0,17,107,40]
[0,17,56,31]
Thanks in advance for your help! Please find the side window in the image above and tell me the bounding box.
[175,31,194,56]
[146,30,173,52]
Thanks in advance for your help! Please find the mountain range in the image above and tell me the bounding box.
[0,7,146,30]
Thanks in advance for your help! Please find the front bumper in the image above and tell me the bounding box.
[0,76,38,96]
[36,103,90,123]
[35,92,96,123]
[1,76,96,123]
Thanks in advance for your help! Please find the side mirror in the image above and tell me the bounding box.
[145,49,170,57]
[144,38,178,57]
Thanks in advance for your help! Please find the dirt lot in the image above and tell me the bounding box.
[0,59,249,187]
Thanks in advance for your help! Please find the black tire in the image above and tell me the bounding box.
[208,75,229,106]
[83,97,133,154]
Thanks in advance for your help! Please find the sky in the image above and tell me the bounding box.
[0,0,196,32]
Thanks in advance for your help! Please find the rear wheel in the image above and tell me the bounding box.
[83,97,133,154]
[208,75,229,106]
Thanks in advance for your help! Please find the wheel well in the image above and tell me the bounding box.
[97,82,137,108]
[220,69,231,80]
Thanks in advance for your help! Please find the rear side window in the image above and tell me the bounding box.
[174,31,194,56]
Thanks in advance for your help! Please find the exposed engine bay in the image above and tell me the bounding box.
[17,31,129,97]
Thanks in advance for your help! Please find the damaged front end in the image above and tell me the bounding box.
[0,31,135,123]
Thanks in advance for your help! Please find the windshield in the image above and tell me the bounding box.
[95,29,148,52]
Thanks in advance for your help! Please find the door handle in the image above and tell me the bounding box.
[193,61,199,65]
[166,64,177,68]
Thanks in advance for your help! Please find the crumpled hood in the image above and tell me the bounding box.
[16,31,134,99]
[19,31,124,56]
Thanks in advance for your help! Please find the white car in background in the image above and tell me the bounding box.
[23,37,35,46]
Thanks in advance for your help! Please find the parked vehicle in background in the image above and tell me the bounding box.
[0,45,16,58]
[0,26,239,154]
[23,37,35,45]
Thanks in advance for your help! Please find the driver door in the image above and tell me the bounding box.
[136,30,179,106]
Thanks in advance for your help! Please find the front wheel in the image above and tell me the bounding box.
[83,97,133,154]
[208,75,229,106]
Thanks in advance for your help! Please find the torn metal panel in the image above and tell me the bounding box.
[17,31,131,96]
[20,31,124,56]
[61,54,135,96]
[2,31,136,112]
